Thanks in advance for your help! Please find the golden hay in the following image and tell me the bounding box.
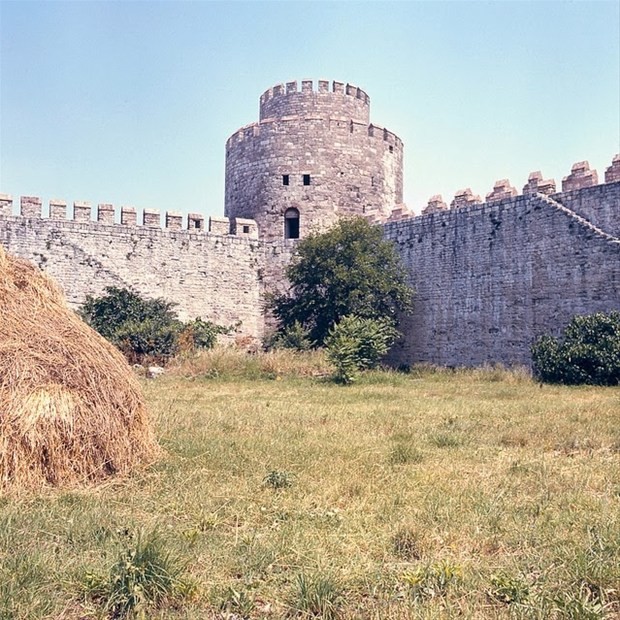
[0,246,158,491]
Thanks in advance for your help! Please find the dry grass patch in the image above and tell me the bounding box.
[0,365,618,618]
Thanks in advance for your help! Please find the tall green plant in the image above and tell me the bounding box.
[325,315,399,383]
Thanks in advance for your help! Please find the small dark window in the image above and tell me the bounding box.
[389,145,394,153]
[193,220,202,229]
[283,175,289,186]
[284,207,300,239]
[303,174,311,186]
[242,225,250,234]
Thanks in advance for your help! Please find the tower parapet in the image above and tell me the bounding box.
[259,79,370,124]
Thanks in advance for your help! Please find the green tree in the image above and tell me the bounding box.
[531,311,620,385]
[270,218,413,345]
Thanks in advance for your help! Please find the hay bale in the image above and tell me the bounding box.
[0,246,158,491]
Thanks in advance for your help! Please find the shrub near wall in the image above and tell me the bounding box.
[531,312,620,385]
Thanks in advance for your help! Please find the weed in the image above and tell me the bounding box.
[428,432,463,448]
[216,585,255,618]
[402,560,462,601]
[550,587,613,619]
[80,530,195,618]
[288,573,343,619]
[263,470,293,490]
[488,572,529,604]
[392,526,424,560]
[388,443,423,465]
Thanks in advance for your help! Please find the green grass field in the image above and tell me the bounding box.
[1,353,619,619]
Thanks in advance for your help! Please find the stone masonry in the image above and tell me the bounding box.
[0,79,618,366]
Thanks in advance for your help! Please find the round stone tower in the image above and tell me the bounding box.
[224,79,404,241]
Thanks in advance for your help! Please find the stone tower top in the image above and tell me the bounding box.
[259,79,370,124]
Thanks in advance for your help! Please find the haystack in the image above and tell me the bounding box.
[0,245,158,491]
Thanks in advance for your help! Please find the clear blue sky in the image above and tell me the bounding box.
[1,1,618,219]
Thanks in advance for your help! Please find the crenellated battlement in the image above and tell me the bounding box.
[0,195,258,239]
[225,117,403,150]
[384,155,620,228]
[259,79,370,124]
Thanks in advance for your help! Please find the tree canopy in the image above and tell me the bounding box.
[270,217,413,345]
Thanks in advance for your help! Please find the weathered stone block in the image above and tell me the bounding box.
[165,211,183,230]
[605,153,620,183]
[49,199,67,219]
[187,213,204,230]
[562,161,599,191]
[121,206,137,226]
[97,203,115,224]
[523,171,556,195]
[21,196,42,218]
[0,194,13,217]
[422,195,448,215]
[73,201,91,222]
[486,179,518,203]
[209,216,230,235]
[142,209,161,228]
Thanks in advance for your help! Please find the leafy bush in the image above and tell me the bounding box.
[180,317,230,351]
[80,287,225,364]
[325,315,399,384]
[531,312,620,385]
[263,470,293,490]
[270,217,413,346]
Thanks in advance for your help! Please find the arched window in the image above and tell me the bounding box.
[284,208,300,239]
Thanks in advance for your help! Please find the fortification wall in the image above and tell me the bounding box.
[384,181,620,367]
[226,79,403,242]
[0,196,263,339]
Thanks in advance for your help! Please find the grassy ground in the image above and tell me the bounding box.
[1,353,619,619]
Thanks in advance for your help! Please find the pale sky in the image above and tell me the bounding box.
[1,1,618,219]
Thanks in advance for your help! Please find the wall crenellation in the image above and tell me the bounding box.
[0,195,258,239]
[259,79,370,108]
[259,79,370,124]
[225,118,403,149]
[386,155,619,222]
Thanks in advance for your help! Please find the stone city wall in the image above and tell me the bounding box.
[0,197,264,340]
[1,156,618,365]
[384,179,620,367]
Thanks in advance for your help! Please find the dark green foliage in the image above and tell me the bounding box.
[265,321,314,351]
[80,287,224,363]
[325,315,399,384]
[270,218,413,346]
[531,312,620,385]
[182,317,229,350]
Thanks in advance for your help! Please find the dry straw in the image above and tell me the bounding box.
[0,246,158,492]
